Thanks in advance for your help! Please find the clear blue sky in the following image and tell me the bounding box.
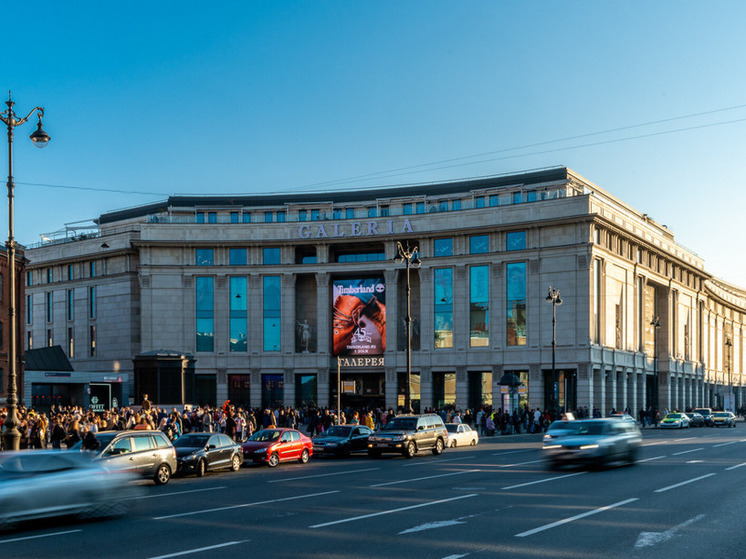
[6,1,746,286]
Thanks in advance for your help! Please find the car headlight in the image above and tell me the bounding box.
[543,444,561,449]
[327,442,338,447]
[580,444,599,450]
[253,447,268,454]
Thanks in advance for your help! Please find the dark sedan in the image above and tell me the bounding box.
[173,433,243,476]
[312,425,374,457]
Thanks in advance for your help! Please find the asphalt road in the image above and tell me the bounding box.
[2,426,745,559]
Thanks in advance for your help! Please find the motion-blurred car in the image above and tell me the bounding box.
[685,412,705,427]
[659,413,690,429]
[609,413,637,423]
[72,430,177,485]
[242,428,313,467]
[312,425,374,456]
[712,411,737,428]
[0,451,140,531]
[543,420,580,443]
[542,418,642,469]
[445,423,479,447]
[174,433,243,476]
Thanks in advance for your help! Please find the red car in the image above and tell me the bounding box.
[242,428,313,467]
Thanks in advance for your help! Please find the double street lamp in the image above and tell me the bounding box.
[546,286,562,418]
[650,315,661,418]
[1,93,50,451]
[394,242,420,414]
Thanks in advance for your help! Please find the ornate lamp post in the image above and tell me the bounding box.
[395,242,420,414]
[725,337,733,411]
[650,316,661,421]
[1,93,49,451]
[546,286,562,418]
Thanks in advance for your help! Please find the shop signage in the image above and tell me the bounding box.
[103,376,124,383]
[45,372,71,377]
[298,219,413,239]
[337,356,384,367]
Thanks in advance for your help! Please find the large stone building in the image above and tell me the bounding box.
[22,167,746,415]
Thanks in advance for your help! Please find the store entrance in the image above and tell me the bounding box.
[329,371,385,414]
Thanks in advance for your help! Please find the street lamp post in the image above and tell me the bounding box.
[725,337,733,412]
[545,286,562,418]
[1,93,49,451]
[395,242,420,414]
[650,316,661,421]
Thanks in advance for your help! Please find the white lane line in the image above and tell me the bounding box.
[147,540,247,559]
[655,473,716,493]
[154,490,339,520]
[501,471,586,490]
[370,469,480,487]
[309,494,478,528]
[492,449,535,456]
[638,455,666,463]
[725,462,746,471]
[441,555,469,559]
[268,467,380,483]
[714,441,737,448]
[515,498,638,537]
[403,456,476,467]
[498,459,544,468]
[129,486,227,500]
[674,437,695,442]
[0,529,82,544]
[635,514,705,548]
[672,448,704,456]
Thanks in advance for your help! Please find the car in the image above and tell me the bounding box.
[712,411,737,428]
[659,412,690,429]
[0,451,141,531]
[685,412,705,427]
[242,428,313,467]
[174,433,244,476]
[693,407,714,426]
[542,418,642,469]
[312,425,375,456]
[543,420,581,443]
[367,413,448,458]
[445,423,479,448]
[609,413,637,423]
[72,430,177,485]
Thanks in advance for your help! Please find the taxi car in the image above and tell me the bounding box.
[711,411,737,428]
[542,418,642,469]
[659,412,690,429]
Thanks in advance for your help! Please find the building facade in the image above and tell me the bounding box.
[23,167,746,415]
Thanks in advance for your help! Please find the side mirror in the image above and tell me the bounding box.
[417,425,425,431]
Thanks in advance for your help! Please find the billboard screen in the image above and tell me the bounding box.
[332,278,386,356]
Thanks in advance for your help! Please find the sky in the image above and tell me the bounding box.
[5,2,746,287]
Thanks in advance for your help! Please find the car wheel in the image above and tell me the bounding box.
[196,459,206,477]
[231,454,241,471]
[432,438,444,456]
[404,441,417,458]
[299,449,310,464]
[470,439,477,446]
[267,452,280,467]
[450,439,457,448]
[154,463,171,485]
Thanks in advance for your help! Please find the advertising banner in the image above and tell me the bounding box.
[332,278,386,356]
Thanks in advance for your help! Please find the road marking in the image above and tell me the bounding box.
[713,441,737,448]
[492,449,534,457]
[309,493,478,528]
[655,473,716,493]
[268,467,380,483]
[154,490,339,519]
[635,514,705,548]
[403,456,476,467]
[501,471,586,490]
[638,455,665,463]
[672,448,704,456]
[0,529,82,544]
[440,555,469,559]
[147,540,247,559]
[399,519,467,534]
[128,486,227,499]
[370,469,480,487]
[674,437,695,442]
[725,462,746,471]
[515,498,638,537]
[498,459,544,468]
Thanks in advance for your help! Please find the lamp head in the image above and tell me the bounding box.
[29,115,50,148]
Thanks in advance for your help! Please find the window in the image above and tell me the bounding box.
[26,294,32,325]
[470,266,489,347]
[27,332,32,350]
[46,292,53,322]
[277,211,286,222]
[475,196,485,208]
[367,206,376,218]
[265,211,273,223]
[89,286,96,319]
[513,192,524,204]
[452,199,461,210]
[242,212,251,223]
[263,247,281,265]
[434,238,453,257]
[196,277,214,352]
[439,200,448,212]
[506,262,527,346]
[230,277,247,352]
[299,210,307,222]
[380,206,389,217]
[469,235,489,254]
[47,268,52,283]
[196,249,214,266]
[527,190,537,202]
[90,261,96,278]
[489,195,499,207]
[208,212,217,224]
[47,329,53,347]
[346,208,354,219]
[27,271,32,286]
[196,212,205,223]
[68,265,74,281]
[263,276,281,351]
[311,209,320,221]
[68,327,74,358]
[333,208,342,220]
[403,203,412,215]
[506,231,526,251]
[434,268,453,349]
[416,202,425,214]
[230,212,239,223]
[67,289,74,321]
[229,248,247,266]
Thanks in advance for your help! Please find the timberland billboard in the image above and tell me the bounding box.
[332,278,386,356]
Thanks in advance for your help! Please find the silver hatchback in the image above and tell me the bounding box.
[542,419,642,469]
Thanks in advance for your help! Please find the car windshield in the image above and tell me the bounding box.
[547,421,580,433]
[174,435,211,447]
[713,412,729,418]
[445,424,458,433]
[666,414,682,419]
[382,418,417,431]
[249,430,281,442]
[572,421,606,436]
[322,426,351,437]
